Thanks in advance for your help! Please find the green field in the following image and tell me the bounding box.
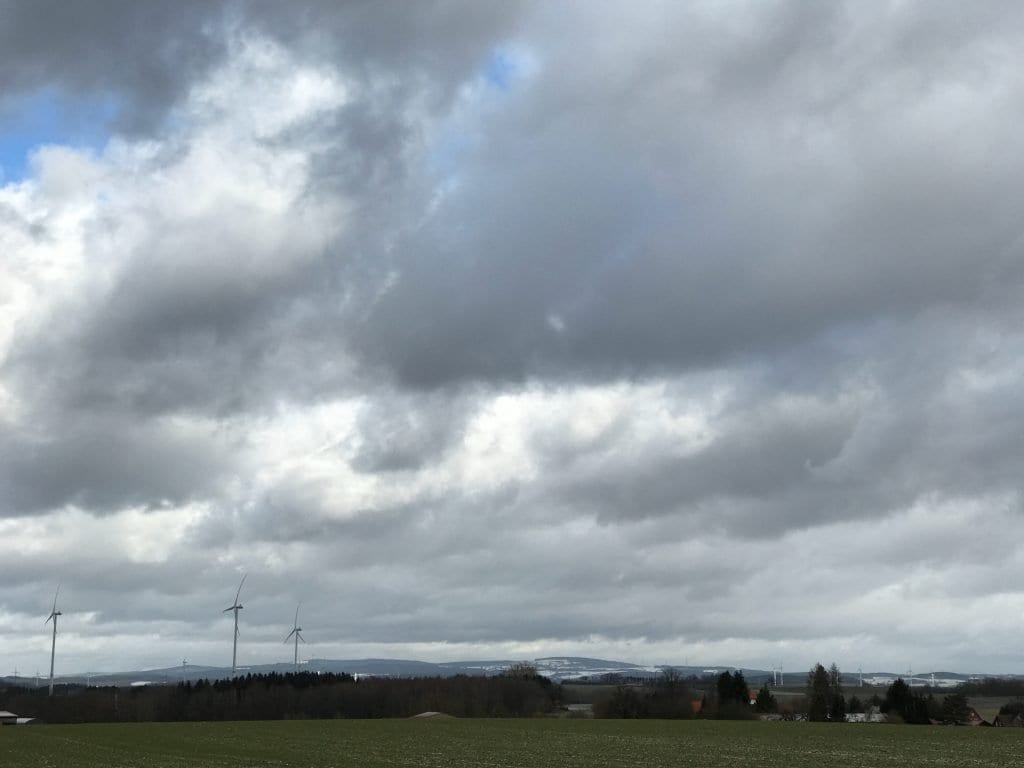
[2,719,1021,767]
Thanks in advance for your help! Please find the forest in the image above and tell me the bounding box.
[1,669,560,723]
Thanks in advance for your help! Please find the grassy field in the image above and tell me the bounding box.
[2,718,1022,767]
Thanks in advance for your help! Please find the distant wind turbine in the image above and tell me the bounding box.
[45,584,62,696]
[284,603,306,671]
[223,574,247,675]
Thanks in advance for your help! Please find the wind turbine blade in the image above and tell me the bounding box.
[52,583,61,614]
[234,573,247,605]
[285,629,296,643]
[294,603,300,628]
[299,633,306,644]
[223,606,235,613]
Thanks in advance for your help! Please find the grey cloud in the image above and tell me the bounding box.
[350,391,472,473]
[0,412,232,516]
[0,1,525,133]
[0,0,228,132]
[0,0,528,420]
[546,397,857,526]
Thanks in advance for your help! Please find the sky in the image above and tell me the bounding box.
[2,0,1024,678]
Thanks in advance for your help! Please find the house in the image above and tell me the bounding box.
[994,712,1024,727]
[845,708,887,724]
[0,711,37,726]
[964,708,991,727]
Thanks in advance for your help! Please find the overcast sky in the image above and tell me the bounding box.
[2,1,1024,678]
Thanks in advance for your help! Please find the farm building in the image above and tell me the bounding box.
[964,708,992,726]
[994,712,1024,727]
[845,710,887,723]
[0,710,37,725]
[0,710,16,725]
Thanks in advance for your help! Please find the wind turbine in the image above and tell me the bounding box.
[223,574,247,675]
[45,584,62,696]
[284,603,306,671]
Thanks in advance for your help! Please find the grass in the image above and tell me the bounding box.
[2,719,1022,767]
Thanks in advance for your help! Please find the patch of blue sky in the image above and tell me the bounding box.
[484,45,536,93]
[0,88,121,184]
[428,45,537,179]
[485,49,519,92]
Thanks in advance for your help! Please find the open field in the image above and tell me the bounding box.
[2,718,1022,767]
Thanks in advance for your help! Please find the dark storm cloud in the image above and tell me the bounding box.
[4,1,1023,393]
[353,0,1024,388]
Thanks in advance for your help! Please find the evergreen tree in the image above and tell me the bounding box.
[806,664,832,721]
[716,670,735,706]
[714,670,753,719]
[828,663,846,721]
[731,671,749,705]
[882,678,931,724]
[806,662,847,721]
[755,684,777,713]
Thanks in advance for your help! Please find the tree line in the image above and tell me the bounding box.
[591,663,987,725]
[1,663,998,724]
[593,668,759,719]
[1,669,560,723]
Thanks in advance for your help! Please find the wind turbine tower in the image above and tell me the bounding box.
[223,574,247,675]
[45,585,62,696]
[284,603,306,671]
